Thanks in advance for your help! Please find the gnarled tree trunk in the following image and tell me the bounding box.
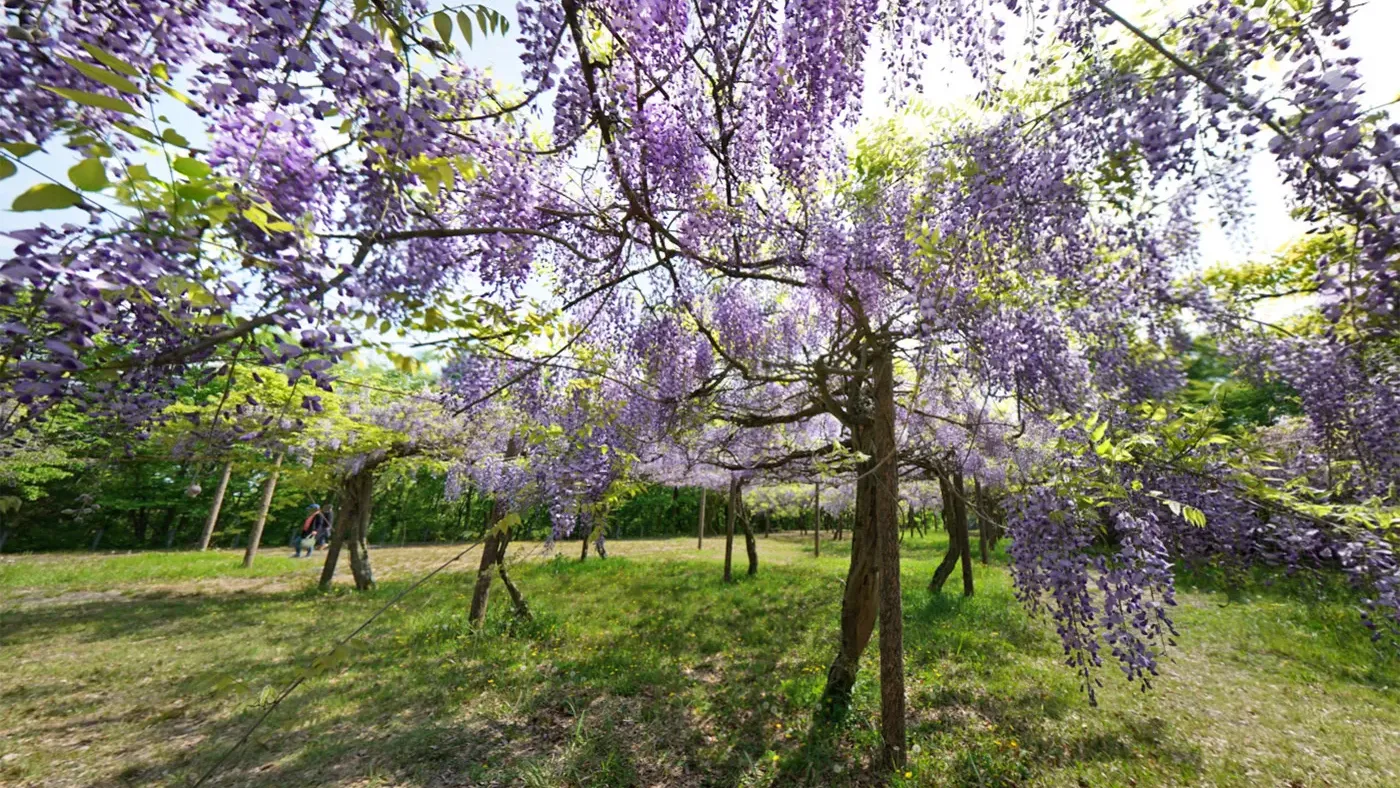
[955,470,973,597]
[342,470,377,591]
[242,452,284,568]
[869,341,907,768]
[318,506,345,591]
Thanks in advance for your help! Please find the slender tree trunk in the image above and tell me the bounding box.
[242,452,284,568]
[742,499,758,576]
[976,478,989,564]
[579,527,589,560]
[823,448,878,714]
[929,475,960,593]
[813,482,821,558]
[318,506,345,591]
[90,526,105,551]
[164,513,183,549]
[495,535,531,620]
[132,508,148,545]
[697,488,706,550]
[470,528,503,626]
[723,476,739,583]
[0,526,9,553]
[763,510,770,538]
[955,470,974,597]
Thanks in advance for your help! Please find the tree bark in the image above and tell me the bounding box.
[976,478,989,564]
[741,497,758,576]
[164,513,183,549]
[723,476,739,583]
[242,452,284,568]
[495,536,531,620]
[132,508,148,545]
[868,341,907,768]
[579,527,589,560]
[929,475,961,593]
[812,482,821,558]
[318,506,346,591]
[342,470,377,591]
[0,526,9,553]
[470,525,503,626]
[955,470,974,597]
[697,487,706,550]
[823,449,878,714]
[90,526,105,551]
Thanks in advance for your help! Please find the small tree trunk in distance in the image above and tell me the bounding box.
[742,500,758,576]
[242,452,284,568]
[697,488,706,550]
[955,470,974,597]
[723,476,739,583]
[763,510,770,538]
[164,514,183,549]
[976,478,989,564]
[90,526,105,551]
[929,475,961,594]
[579,528,589,561]
[813,482,821,558]
[0,526,9,552]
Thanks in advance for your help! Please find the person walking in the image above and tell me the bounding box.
[294,504,326,558]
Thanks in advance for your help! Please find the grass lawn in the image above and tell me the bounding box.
[1,532,1397,787]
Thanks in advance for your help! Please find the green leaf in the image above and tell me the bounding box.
[0,157,14,181]
[41,86,139,116]
[433,11,453,47]
[161,128,191,148]
[1090,419,1108,443]
[11,183,82,211]
[172,156,211,179]
[458,11,474,47]
[113,121,158,143]
[68,157,108,191]
[57,55,141,94]
[1,142,41,158]
[476,7,489,36]
[78,42,142,77]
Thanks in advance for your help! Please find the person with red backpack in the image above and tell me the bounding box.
[294,504,328,558]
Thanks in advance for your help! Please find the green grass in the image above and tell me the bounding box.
[1,533,1397,787]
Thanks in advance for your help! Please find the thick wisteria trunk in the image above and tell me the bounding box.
[868,343,907,767]
[812,482,821,558]
[697,488,707,549]
[242,452,283,568]
[723,476,739,583]
[340,469,377,590]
